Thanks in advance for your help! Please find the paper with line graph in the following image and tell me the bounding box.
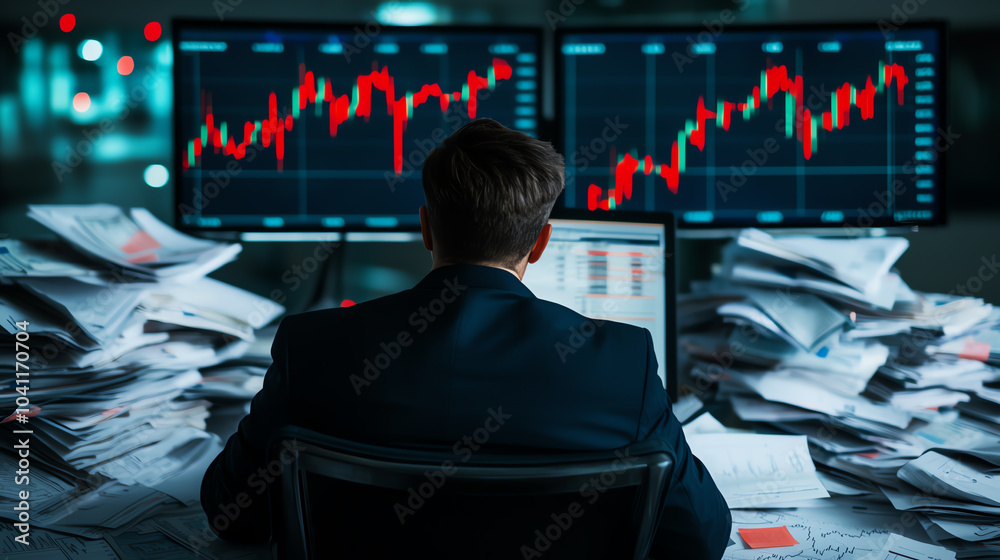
[724,510,955,560]
[687,434,829,508]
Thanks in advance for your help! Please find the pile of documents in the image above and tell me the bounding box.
[26,204,243,281]
[890,448,1000,556]
[682,229,1000,557]
[0,205,283,539]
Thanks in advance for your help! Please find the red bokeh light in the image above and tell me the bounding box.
[144,21,161,41]
[72,92,91,112]
[117,56,134,76]
[59,13,75,33]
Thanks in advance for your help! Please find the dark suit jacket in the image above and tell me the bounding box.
[201,264,731,558]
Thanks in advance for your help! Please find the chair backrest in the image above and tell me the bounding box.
[267,426,674,560]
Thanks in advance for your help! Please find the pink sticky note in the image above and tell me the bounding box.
[739,526,799,549]
[959,338,990,362]
[120,229,162,254]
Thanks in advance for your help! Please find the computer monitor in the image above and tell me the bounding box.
[556,23,946,231]
[522,210,677,400]
[173,21,541,236]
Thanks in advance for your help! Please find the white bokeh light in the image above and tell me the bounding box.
[143,164,169,188]
[79,39,103,61]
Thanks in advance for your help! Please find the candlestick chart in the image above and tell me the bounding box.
[175,24,539,232]
[558,26,944,228]
[182,58,513,175]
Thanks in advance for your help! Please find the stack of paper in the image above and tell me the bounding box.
[682,229,1000,556]
[893,449,1000,557]
[722,228,910,309]
[27,204,241,280]
[0,204,283,538]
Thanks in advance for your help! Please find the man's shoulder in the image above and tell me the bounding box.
[528,296,650,337]
[276,287,651,350]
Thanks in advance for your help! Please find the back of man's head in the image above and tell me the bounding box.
[422,119,565,269]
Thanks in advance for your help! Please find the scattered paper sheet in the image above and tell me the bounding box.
[686,434,830,508]
[727,368,912,428]
[745,289,848,352]
[875,533,956,560]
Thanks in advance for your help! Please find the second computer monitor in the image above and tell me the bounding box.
[557,24,946,230]
[522,210,677,400]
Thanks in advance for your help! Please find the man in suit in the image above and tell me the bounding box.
[201,118,731,558]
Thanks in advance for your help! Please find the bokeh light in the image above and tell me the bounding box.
[144,22,162,41]
[117,56,134,75]
[72,92,91,112]
[79,39,103,61]
[143,164,169,188]
[59,14,75,33]
[374,2,439,25]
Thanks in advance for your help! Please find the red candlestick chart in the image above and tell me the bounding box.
[587,62,909,211]
[182,58,513,174]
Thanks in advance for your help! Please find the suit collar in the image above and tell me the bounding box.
[415,264,535,298]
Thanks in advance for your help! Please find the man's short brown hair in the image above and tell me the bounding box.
[421,119,565,269]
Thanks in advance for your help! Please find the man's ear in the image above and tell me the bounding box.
[527,223,552,264]
[419,206,433,252]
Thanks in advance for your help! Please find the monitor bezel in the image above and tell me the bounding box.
[553,20,949,231]
[172,18,545,235]
[545,208,679,402]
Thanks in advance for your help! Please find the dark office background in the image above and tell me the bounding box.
[1,0,998,312]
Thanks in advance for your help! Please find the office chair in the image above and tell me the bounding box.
[266,425,674,560]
